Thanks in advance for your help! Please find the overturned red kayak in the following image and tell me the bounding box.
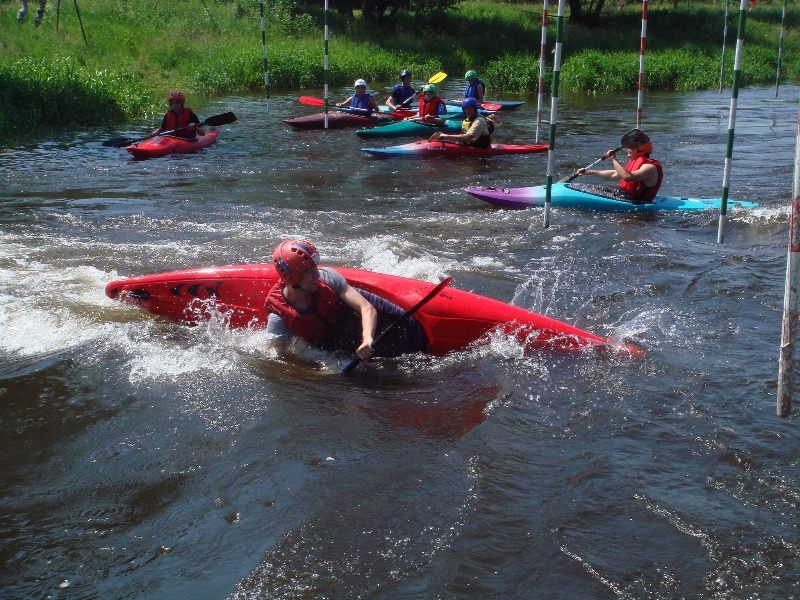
[105,264,643,358]
[362,140,548,158]
[284,111,393,130]
[126,130,219,159]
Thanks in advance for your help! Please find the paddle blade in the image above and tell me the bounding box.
[429,71,447,84]
[102,137,136,148]
[299,96,325,107]
[480,102,502,111]
[429,131,442,143]
[203,112,237,127]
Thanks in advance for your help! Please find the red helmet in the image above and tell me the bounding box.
[168,91,185,106]
[273,240,320,285]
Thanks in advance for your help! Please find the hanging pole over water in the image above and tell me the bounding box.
[775,0,787,97]
[324,0,330,130]
[543,0,566,229]
[777,96,800,418]
[259,0,270,112]
[73,0,88,45]
[719,0,730,93]
[636,0,648,128]
[535,0,549,144]
[717,0,748,244]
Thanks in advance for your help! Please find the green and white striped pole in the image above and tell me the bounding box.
[777,95,800,418]
[324,0,330,129]
[535,0,548,144]
[719,0,730,93]
[259,0,270,112]
[717,0,748,244]
[775,0,787,97]
[543,0,566,229]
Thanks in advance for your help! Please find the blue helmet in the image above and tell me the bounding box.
[461,98,479,109]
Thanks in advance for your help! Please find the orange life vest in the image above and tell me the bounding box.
[164,108,197,138]
[265,280,343,347]
[618,156,663,201]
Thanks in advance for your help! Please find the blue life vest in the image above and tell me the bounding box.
[464,79,485,99]
[351,93,372,110]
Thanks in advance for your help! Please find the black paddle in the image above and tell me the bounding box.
[342,277,453,374]
[102,112,237,148]
[559,129,643,183]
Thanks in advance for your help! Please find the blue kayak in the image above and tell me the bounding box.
[464,182,759,212]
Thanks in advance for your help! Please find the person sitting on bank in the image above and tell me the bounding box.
[434,98,492,148]
[414,84,447,126]
[336,79,381,113]
[464,70,485,104]
[151,92,204,139]
[386,69,416,111]
[266,240,428,361]
[576,130,663,203]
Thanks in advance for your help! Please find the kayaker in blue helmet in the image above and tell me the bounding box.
[336,79,381,113]
[575,130,663,203]
[464,70,485,104]
[266,240,428,360]
[434,98,492,148]
[151,91,204,139]
[386,69,416,111]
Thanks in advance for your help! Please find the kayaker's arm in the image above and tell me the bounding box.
[339,285,377,361]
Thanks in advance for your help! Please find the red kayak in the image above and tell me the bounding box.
[284,111,393,130]
[126,130,219,159]
[362,140,548,157]
[105,264,643,358]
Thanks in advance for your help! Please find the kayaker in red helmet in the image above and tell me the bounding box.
[576,130,663,203]
[336,79,382,114]
[434,98,492,148]
[151,91,205,139]
[266,240,428,361]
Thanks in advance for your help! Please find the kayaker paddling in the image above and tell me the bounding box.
[386,70,417,111]
[575,129,663,204]
[336,79,382,114]
[413,84,447,127]
[433,98,492,148]
[151,92,205,140]
[266,240,428,361]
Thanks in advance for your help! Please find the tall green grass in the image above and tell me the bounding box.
[1,0,797,141]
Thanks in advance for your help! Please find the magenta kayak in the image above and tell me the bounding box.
[362,140,548,158]
[284,111,393,130]
[126,130,218,159]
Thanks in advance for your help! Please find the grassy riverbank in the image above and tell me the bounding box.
[1,0,797,141]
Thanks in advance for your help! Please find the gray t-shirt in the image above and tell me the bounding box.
[266,268,347,342]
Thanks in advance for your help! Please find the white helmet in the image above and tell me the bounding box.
[354,79,367,88]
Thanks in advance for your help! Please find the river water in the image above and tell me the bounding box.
[1,82,799,599]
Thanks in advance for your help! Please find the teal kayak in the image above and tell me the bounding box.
[464,182,759,212]
[356,118,462,139]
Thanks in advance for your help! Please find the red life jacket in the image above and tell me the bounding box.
[164,108,196,138]
[618,156,663,201]
[418,96,445,118]
[265,280,343,346]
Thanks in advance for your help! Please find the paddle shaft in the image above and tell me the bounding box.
[342,277,453,373]
[561,144,626,183]
[103,112,236,148]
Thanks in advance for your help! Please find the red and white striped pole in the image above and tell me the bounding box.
[536,0,549,143]
[636,0,648,128]
[777,96,800,418]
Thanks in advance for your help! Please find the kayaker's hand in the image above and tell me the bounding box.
[604,149,617,160]
[576,168,587,176]
[356,340,374,362]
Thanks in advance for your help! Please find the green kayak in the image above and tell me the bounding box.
[356,117,462,139]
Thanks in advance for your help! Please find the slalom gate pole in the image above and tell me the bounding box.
[73,0,87,45]
[543,0,566,229]
[719,0,730,93]
[636,0,648,128]
[717,0,748,244]
[324,0,330,129]
[259,0,270,112]
[777,95,800,418]
[536,0,548,144]
[56,0,60,32]
[775,0,787,97]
